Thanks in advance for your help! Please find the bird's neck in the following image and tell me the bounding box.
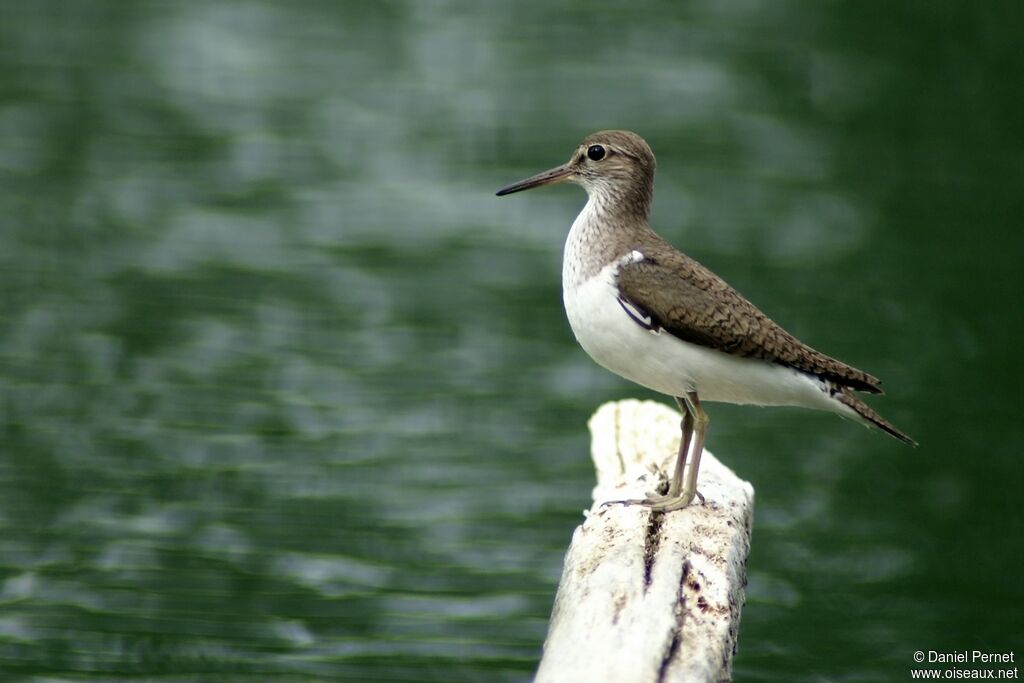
[563,191,654,289]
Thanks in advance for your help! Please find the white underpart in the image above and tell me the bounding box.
[562,203,853,416]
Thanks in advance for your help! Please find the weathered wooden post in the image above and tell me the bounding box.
[536,400,755,683]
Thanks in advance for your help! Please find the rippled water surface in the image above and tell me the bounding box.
[1,2,1022,681]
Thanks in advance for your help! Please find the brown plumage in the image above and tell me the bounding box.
[615,242,882,393]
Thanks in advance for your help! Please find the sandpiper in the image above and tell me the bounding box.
[496,130,914,511]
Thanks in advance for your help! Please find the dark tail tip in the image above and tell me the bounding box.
[873,416,918,447]
[835,388,917,446]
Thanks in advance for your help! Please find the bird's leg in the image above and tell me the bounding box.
[604,393,707,512]
[643,393,708,509]
[640,396,693,503]
[667,393,708,509]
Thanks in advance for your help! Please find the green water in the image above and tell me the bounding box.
[1,2,1021,681]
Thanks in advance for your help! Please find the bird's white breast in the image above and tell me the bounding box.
[562,221,842,412]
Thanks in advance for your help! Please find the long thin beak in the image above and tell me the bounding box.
[495,163,573,196]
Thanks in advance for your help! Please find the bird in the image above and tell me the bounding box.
[495,130,914,512]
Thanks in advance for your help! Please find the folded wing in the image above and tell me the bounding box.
[615,249,883,394]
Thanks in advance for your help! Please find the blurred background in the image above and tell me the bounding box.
[1,1,1022,681]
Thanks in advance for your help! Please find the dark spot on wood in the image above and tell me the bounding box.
[611,594,626,625]
[642,510,664,590]
[657,625,682,682]
[656,561,689,682]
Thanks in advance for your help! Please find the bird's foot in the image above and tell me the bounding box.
[602,489,704,512]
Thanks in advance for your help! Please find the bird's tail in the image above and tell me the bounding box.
[833,387,917,446]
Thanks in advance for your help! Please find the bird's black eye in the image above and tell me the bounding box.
[587,144,606,161]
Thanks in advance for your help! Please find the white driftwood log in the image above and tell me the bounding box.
[535,400,755,683]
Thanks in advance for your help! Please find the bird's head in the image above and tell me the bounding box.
[496,130,656,209]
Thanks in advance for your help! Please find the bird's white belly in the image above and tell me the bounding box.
[563,262,838,411]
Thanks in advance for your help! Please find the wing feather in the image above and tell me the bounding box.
[615,249,883,393]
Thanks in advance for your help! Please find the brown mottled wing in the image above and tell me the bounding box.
[615,251,883,393]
